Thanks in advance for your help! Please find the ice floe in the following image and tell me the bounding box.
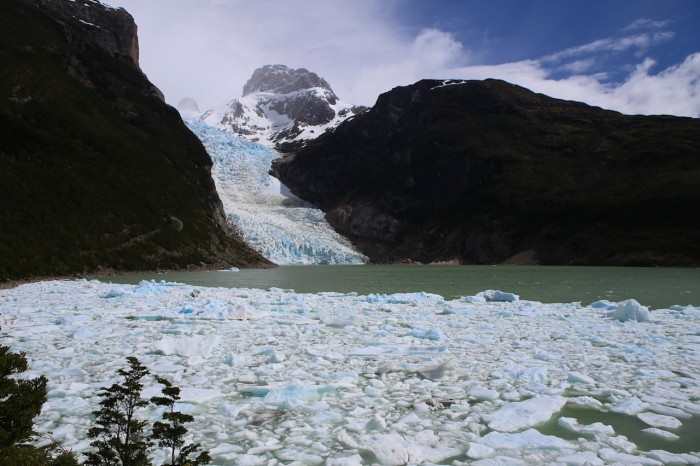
[1,279,699,465]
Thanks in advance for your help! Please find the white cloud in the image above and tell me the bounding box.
[623,17,672,32]
[448,53,700,117]
[101,1,699,117]
[542,31,675,63]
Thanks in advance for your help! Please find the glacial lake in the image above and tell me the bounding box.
[99,264,700,309]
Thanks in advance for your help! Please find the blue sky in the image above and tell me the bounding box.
[102,0,700,117]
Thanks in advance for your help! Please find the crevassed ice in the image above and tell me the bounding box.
[185,119,367,265]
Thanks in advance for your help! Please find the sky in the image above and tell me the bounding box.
[101,0,700,117]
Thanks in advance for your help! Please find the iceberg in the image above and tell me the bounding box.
[613,298,650,322]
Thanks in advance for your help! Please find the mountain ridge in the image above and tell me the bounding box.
[273,78,700,266]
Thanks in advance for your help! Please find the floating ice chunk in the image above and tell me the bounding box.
[376,361,403,374]
[558,417,614,435]
[132,279,175,295]
[263,381,334,409]
[365,414,387,431]
[468,385,500,401]
[463,290,519,303]
[326,454,364,466]
[642,427,680,440]
[555,451,604,466]
[365,292,444,304]
[483,395,566,432]
[613,298,650,322]
[416,360,457,380]
[350,344,447,356]
[100,288,126,298]
[589,299,616,310]
[467,442,495,459]
[669,304,700,318]
[559,452,610,466]
[498,365,548,383]
[610,396,648,415]
[274,448,323,464]
[598,448,663,465]
[225,267,240,272]
[646,450,700,464]
[565,396,603,409]
[567,371,595,384]
[471,457,528,465]
[478,428,573,450]
[323,313,360,327]
[648,403,692,419]
[410,327,445,340]
[267,349,286,363]
[234,454,267,466]
[358,433,409,465]
[637,412,682,429]
[155,335,221,358]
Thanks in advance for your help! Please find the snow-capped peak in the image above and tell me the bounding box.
[200,65,366,149]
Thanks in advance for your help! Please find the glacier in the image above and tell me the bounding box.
[184,119,366,265]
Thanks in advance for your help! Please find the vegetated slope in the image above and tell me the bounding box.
[273,79,700,266]
[0,0,270,282]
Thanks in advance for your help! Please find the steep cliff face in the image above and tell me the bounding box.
[28,0,140,65]
[273,79,700,266]
[0,0,270,281]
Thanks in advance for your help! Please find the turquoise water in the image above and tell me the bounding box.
[98,265,700,309]
[537,405,700,455]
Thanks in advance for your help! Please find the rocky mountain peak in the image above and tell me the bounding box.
[242,64,335,97]
[201,64,365,150]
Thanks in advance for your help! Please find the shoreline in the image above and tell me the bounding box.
[0,260,277,291]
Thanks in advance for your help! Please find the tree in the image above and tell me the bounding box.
[84,357,151,466]
[150,376,210,466]
[0,345,79,466]
[0,345,47,448]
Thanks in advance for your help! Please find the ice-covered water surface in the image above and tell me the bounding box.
[184,119,366,265]
[2,280,699,465]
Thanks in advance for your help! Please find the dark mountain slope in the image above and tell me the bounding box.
[273,79,700,266]
[0,0,270,281]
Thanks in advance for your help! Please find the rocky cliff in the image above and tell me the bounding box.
[202,64,365,150]
[273,79,700,266]
[0,0,270,281]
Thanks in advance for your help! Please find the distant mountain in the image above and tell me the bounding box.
[0,0,270,281]
[273,79,700,266]
[201,64,366,150]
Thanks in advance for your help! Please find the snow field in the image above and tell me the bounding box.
[2,280,699,465]
[184,119,367,265]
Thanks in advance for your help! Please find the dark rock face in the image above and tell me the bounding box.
[29,0,140,65]
[242,64,334,97]
[273,79,700,266]
[0,0,271,281]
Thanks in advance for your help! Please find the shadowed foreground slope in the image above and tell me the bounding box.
[0,0,270,281]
